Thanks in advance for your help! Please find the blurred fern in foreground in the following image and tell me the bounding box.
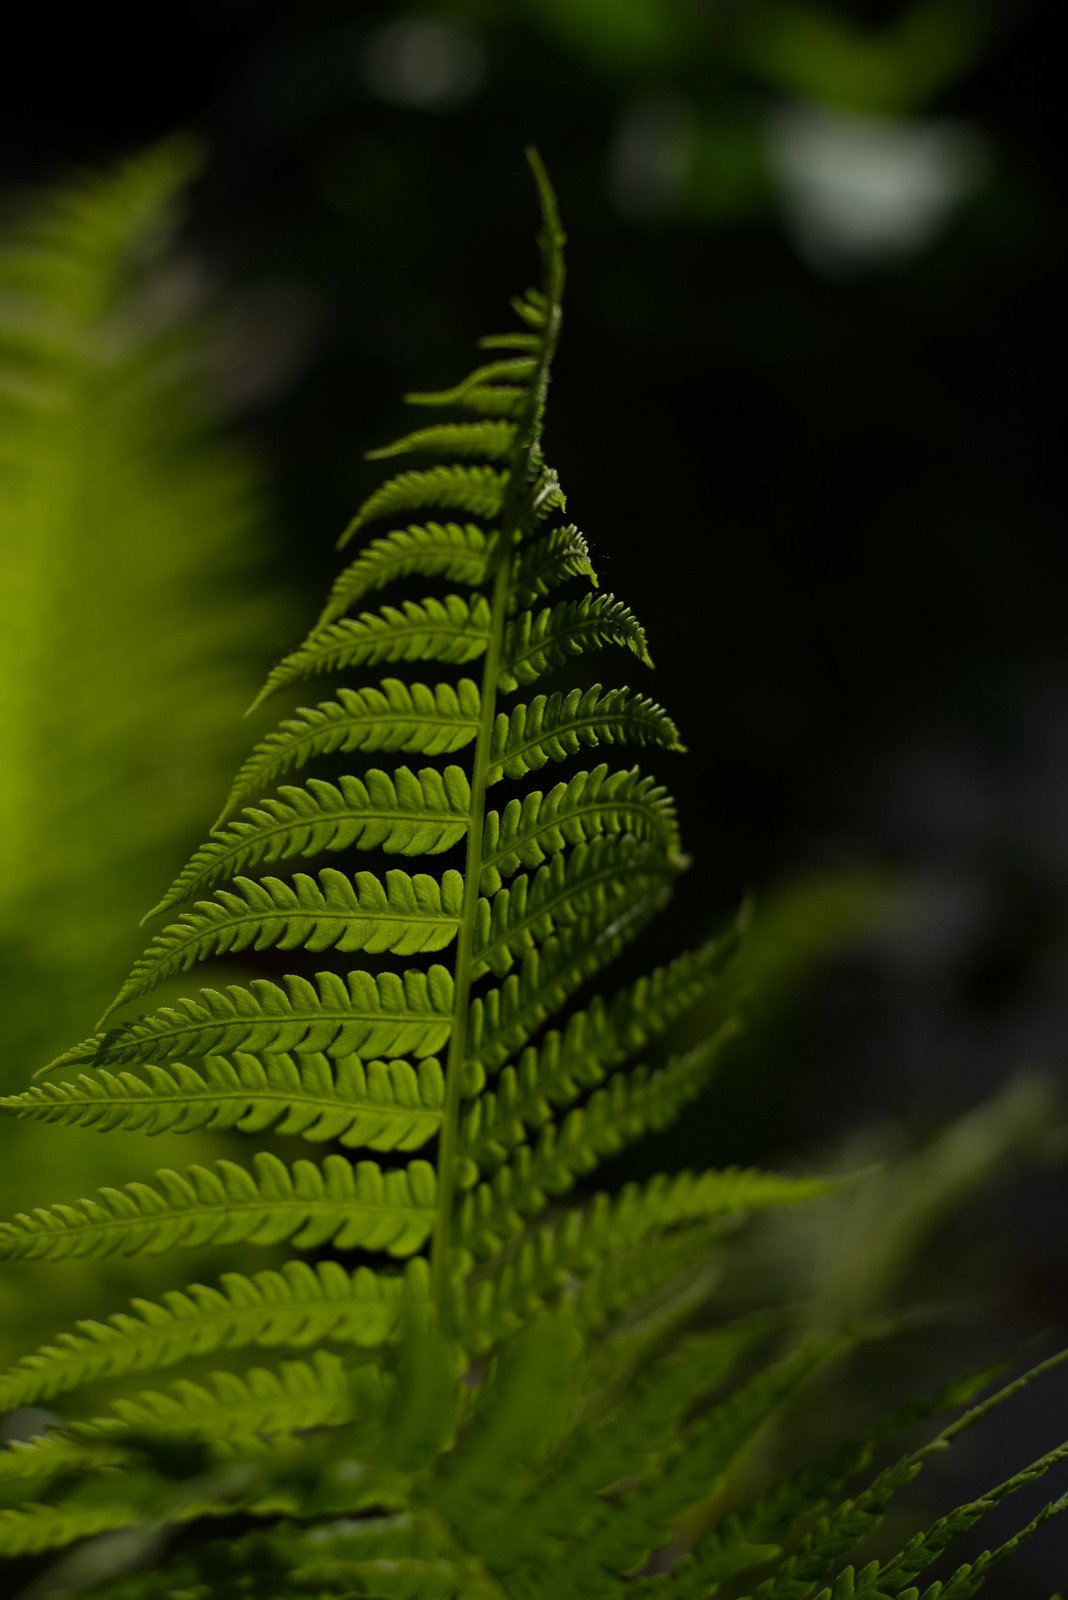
[0,140,281,1068]
[0,153,1063,1598]
[0,145,286,1367]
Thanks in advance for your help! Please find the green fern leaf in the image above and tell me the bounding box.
[97,1350,369,1448]
[462,1028,736,1174]
[45,966,454,1072]
[152,769,470,921]
[508,523,597,609]
[497,1320,771,1581]
[366,422,517,463]
[459,1155,832,1260]
[0,1258,428,1411]
[0,1151,436,1260]
[405,356,537,413]
[251,594,491,710]
[467,881,672,1077]
[223,681,480,819]
[474,838,680,980]
[317,523,490,627]
[111,869,464,1014]
[480,765,679,893]
[0,1502,165,1559]
[0,1432,128,1487]
[498,593,651,691]
[546,1343,835,1595]
[488,684,683,782]
[505,926,742,1105]
[2,1052,445,1149]
[340,465,508,548]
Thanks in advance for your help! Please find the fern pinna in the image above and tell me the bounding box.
[1,155,1065,1599]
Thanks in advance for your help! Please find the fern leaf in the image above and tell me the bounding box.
[488,684,683,782]
[317,523,490,627]
[430,1312,583,1564]
[98,1350,368,1448]
[483,1169,830,1330]
[2,1053,445,1150]
[339,465,508,548]
[508,523,597,609]
[405,356,537,411]
[460,1151,831,1260]
[503,925,743,1107]
[480,765,680,893]
[473,839,680,979]
[0,1502,163,1558]
[642,1438,876,1598]
[498,593,651,691]
[44,965,454,1072]
[0,1151,436,1260]
[462,1028,736,1174]
[153,768,471,919]
[112,870,464,1015]
[502,1320,771,1580]
[366,422,517,462]
[223,681,480,819]
[467,882,671,1076]
[250,594,491,710]
[550,1343,834,1595]
[0,1258,429,1411]
[0,1432,127,1486]
[874,1437,1068,1593]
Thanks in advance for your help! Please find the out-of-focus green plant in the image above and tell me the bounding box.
[0,145,287,1368]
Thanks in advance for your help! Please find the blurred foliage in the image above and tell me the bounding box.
[0,145,289,1373]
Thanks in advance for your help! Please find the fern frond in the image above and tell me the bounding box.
[152,770,469,922]
[405,356,537,411]
[317,523,490,627]
[474,839,680,979]
[548,1343,834,1596]
[45,965,454,1072]
[480,765,680,893]
[223,682,479,820]
[366,422,517,463]
[468,1168,830,1348]
[0,1258,428,1412]
[0,1152,436,1260]
[0,1431,127,1486]
[749,1351,1068,1599]
[488,684,683,781]
[874,1437,1068,1593]
[340,465,508,548]
[500,1320,771,1578]
[460,1155,832,1260]
[98,1350,370,1448]
[508,523,597,609]
[467,881,672,1076]
[498,593,651,691]
[507,925,742,1104]
[0,1502,162,1558]
[251,594,491,710]
[462,1027,736,1174]
[112,869,464,1014]
[2,1053,445,1150]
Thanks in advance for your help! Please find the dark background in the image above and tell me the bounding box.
[2,0,1064,1588]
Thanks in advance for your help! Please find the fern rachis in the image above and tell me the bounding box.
[0,151,1065,1600]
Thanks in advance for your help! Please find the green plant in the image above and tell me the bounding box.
[0,154,1064,1599]
[0,142,285,1376]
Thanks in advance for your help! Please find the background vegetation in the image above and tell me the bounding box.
[0,0,1063,1590]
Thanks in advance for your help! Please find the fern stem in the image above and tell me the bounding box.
[430,152,565,1317]
[430,547,513,1314]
